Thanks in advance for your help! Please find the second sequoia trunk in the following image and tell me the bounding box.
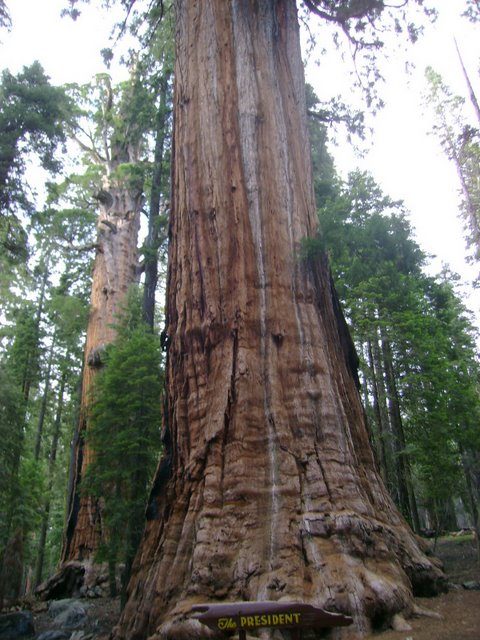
[62,180,142,564]
[116,2,445,638]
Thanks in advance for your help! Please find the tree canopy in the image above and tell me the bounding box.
[0,62,73,260]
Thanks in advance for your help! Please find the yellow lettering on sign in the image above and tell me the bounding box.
[237,611,303,628]
[218,618,237,630]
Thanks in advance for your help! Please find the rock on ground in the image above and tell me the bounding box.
[33,597,119,640]
[0,611,34,639]
[49,602,87,631]
[48,601,88,621]
[462,581,480,590]
[36,632,70,640]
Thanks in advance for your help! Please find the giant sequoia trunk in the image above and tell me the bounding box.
[115,2,445,638]
[62,180,142,564]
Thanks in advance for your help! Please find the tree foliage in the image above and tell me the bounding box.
[0,62,73,260]
[82,287,163,600]
[303,0,435,46]
[0,0,10,30]
[311,168,480,533]
[0,366,25,554]
[463,0,480,22]
[425,67,480,269]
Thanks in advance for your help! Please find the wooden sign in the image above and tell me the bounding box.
[191,601,353,637]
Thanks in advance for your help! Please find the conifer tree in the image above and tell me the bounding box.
[317,170,480,538]
[0,366,25,607]
[82,288,162,603]
[425,67,480,269]
[0,62,72,260]
[0,0,10,30]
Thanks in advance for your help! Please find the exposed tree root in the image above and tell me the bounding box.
[412,603,443,620]
[35,562,85,601]
[391,614,412,632]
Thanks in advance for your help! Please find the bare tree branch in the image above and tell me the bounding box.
[72,134,106,164]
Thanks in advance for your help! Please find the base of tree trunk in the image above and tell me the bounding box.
[35,562,85,601]
[113,487,446,639]
[35,560,117,601]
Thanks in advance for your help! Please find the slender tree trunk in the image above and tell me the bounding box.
[120,462,145,610]
[380,334,421,533]
[0,265,50,604]
[371,332,398,499]
[34,329,56,462]
[441,497,458,531]
[453,147,480,256]
[366,337,389,484]
[455,38,480,126]
[0,417,24,605]
[34,370,67,588]
[61,179,143,565]
[460,447,480,560]
[115,3,445,638]
[142,72,171,329]
[63,370,83,562]
[359,340,385,480]
[21,261,48,405]
[438,120,480,259]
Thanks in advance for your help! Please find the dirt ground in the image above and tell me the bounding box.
[364,590,480,640]
[365,534,480,640]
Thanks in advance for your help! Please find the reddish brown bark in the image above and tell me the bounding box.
[62,181,142,564]
[115,2,445,638]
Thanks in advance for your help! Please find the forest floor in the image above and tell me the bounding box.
[31,595,120,639]
[27,534,480,639]
[366,533,480,640]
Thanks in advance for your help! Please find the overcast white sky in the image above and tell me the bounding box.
[1,1,122,83]
[1,0,479,322]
